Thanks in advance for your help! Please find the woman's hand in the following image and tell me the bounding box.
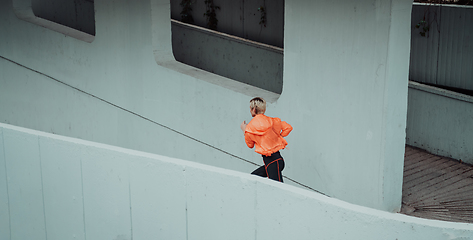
[240,121,247,132]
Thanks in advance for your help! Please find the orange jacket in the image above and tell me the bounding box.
[244,114,293,156]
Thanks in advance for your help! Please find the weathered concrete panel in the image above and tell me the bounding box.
[81,146,132,240]
[406,81,473,164]
[0,128,10,240]
[186,165,256,240]
[39,137,86,240]
[254,180,473,239]
[2,128,46,240]
[129,156,187,240]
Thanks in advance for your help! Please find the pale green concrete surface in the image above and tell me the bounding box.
[407,82,473,164]
[1,123,473,239]
[1,0,413,212]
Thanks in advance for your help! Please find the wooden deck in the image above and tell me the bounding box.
[401,145,473,223]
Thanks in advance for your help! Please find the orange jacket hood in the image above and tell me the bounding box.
[245,114,273,135]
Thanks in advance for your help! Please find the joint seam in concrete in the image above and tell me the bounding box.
[1,129,12,240]
[37,138,48,240]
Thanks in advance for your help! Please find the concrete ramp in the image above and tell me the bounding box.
[1,123,473,240]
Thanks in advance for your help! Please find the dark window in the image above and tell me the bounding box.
[32,0,96,36]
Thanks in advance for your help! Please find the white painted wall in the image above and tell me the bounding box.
[1,123,473,240]
[0,0,412,212]
[406,82,473,164]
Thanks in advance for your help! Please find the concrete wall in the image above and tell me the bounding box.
[406,81,473,164]
[410,4,473,91]
[1,0,412,212]
[1,123,473,240]
[1,0,267,175]
[280,0,413,212]
[170,0,285,48]
[171,19,283,93]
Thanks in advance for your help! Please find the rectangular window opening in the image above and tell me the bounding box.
[169,0,284,95]
[14,0,96,42]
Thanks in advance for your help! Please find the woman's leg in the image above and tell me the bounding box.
[251,165,267,177]
[265,158,284,182]
[263,152,285,182]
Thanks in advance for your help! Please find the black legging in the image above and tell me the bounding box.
[251,151,285,182]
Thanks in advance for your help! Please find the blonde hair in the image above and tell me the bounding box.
[249,97,266,114]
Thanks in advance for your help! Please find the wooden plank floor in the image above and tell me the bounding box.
[400,145,473,223]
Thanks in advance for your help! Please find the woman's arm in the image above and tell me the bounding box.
[280,121,293,137]
[240,121,247,132]
[245,133,255,148]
